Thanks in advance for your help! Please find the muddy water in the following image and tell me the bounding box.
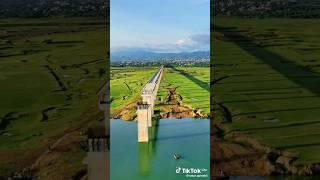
[110,118,210,180]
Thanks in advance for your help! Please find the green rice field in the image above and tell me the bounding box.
[158,67,210,115]
[0,18,107,177]
[110,67,156,111]
[111,66,209,116]
[213,17,320,165]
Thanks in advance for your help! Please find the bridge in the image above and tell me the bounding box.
[137,66,164,142]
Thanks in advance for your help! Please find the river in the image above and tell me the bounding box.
[110,118,210,180]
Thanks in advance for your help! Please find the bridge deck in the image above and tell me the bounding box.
[143,66,164,94]
[142,83,156,94]
[148,66,164,83]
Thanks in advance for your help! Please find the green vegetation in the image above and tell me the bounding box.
[110,67,156,112]
[110,66,209,117]
[0,0,107,18]
[158,67,210,115]
[213,17,320,164]
[0,18,107,176]
[213,0,320,18]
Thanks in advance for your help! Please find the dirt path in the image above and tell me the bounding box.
[30,131,76,170]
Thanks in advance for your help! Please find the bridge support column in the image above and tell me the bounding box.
[142,95,154,127]
[137,104,151,142]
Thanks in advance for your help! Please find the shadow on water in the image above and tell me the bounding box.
[167,65,209,92]
[138,143,151,177]
[213,25,320,97]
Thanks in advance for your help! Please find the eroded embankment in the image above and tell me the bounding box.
[112,101,137,121]
[159,87,207,119]
[112,87,208,121]
[212,104,320,177]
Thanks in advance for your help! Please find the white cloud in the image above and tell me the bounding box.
[175,38,194,46]
[112,33,209,53]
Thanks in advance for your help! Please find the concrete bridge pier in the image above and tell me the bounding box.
[137,104,151,142]
[142,94,154,127]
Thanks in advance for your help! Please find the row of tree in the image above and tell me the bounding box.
[213,0,320,18]
[0,0,108,17]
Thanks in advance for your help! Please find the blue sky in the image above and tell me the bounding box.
[111,0,210,53]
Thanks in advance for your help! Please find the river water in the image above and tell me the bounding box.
[110,118,210,180]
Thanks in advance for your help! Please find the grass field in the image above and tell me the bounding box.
[110,66,209,117]
[0,18,107,177]
[158,66,210,115]
[213,17,320,165]
[110,67,156,117]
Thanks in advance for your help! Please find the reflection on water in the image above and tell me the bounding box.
[111,118,210,180]
[138,123,158,176]
[139,143,150,176]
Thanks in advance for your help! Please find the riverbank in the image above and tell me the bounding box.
[212,123,320,176]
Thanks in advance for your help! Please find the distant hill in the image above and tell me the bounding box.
[0,0,107,18]
[214,0,320,18]
[111,50,209,62]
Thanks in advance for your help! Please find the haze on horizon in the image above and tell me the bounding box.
[111,0,210,53]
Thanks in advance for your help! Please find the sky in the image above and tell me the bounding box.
[111,0,210,53]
